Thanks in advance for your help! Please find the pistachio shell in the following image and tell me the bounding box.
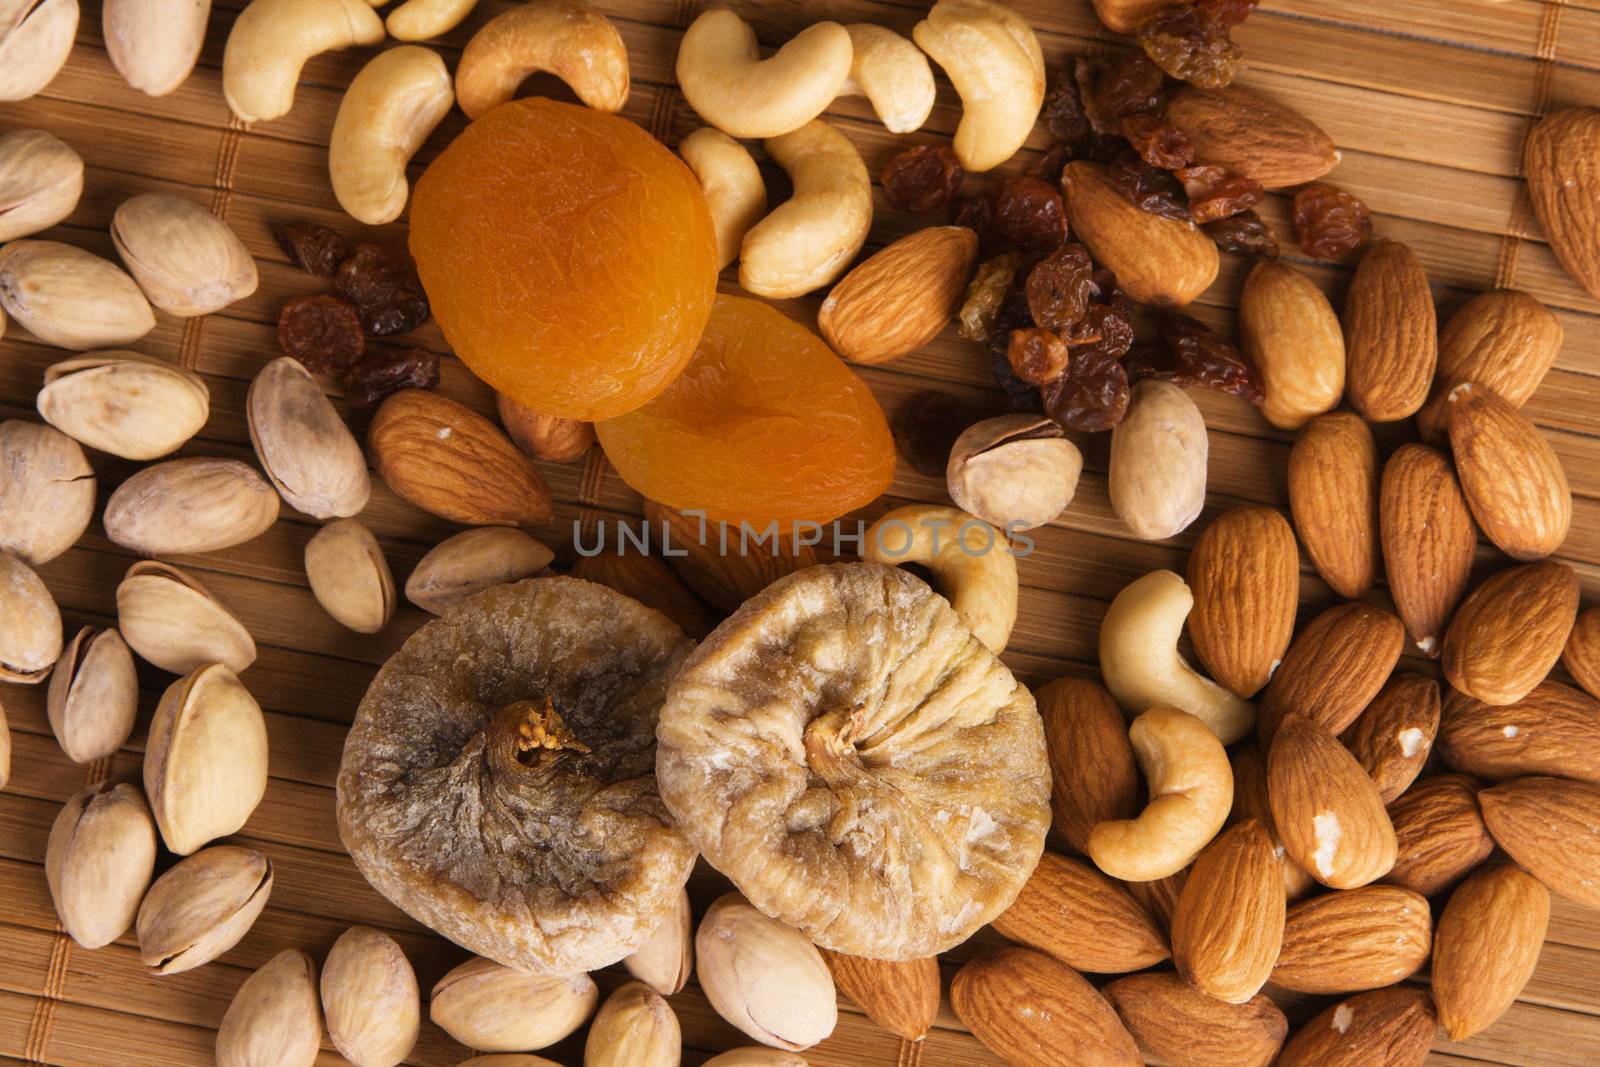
[103,457,280,556]
[216,949,321,1067]
[117,560,256,674]
[321,926,420,1067]
[45,781,157,948]
[247,357,370,519]
[0,549,62,682]
[47,626,138,763]
[136,844,273,974]
[39,352,210,459]
[429,958,597,1052]
[702,1053,812,1067]
[103,0,209,97]
[305,519,395,634]
[0,128,83,242]
[0,0,78,102]
[404,527,555,614]
[457,1058,565,1067]
[624,887,693,995]
[111,193,257,316]
[0,240,154,350]
[695,893,838,1052]
[0,418,95,564]
[585,981,681,1067]
[947,414,1082,531]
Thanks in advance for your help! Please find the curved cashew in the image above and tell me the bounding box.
[676,9,852,139]
[1099,570,1256,745]
[739,120,871,299]
[455,0,628,119]
[330,46,454,225]
[679,127,767,272]
[913,0,1045,172]
[223,0,384,123]
[838,24,935,134]
[386,0,478,41]
[862,504,1018,654]
[1088,706,1233,882]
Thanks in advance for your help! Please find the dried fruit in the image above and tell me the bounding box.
[1524,108,1600,299]
[1339,673,1440,803]
[991,851,1170,973]
[953,947,1141,1067]
[1343,238,1438,422]
[1044,346,1131,432]
[1439,682,1600,784]
[277,294,365,378]
[992,174,1069,252]
[1107,150,1191,222]
[950,192,993,238]
[1258,602,1405,745]
[1164,84,1339,189]
[1186,506,1298,699]
[1385,773,1495,897]
[1203,210,1279,258]
[1432,864,1549,1041]
[957,252,1027,342]
[1270,886,1431,994]
[342,347,441,410]
[1136,0,1255,89]
[334,241,429,336]
[880,144,965,215]
[1446,382,1572,561]
[1039,676,1139,853]
[1128,315,1264,404]
[1122,112,1194,169]
[1103,973,1286,1067]
[1025,243,1094,328]
[274,221,349,277]
[1173,163,1263,224]
[1007,326,1071,385]
[1075,53,1166,133]
[891,390,977,477]
[1287,413,1379,599]
[1293,183,1371,259]
[1441,560,1578,707]
[1042,65,1094,142]
[1479,776,1600,908]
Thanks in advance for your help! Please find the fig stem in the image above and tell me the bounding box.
[503,697,591,761]
[803,705,868,786]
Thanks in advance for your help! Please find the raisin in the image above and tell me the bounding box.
[1067,303,1136,359]
[950,194,994,242]
[334,243,430,336]
[1293,184,1373,259]
[1075,54,1166,136]
[1174,164,1263,224]
[1203,210,1280,258]
[277,294,365,377]
[881,145,965,216]
[1008,327,1072,386]
[343,347,442,410]
[1136,0,1256,89]
[274,222,349,278]
[1122,113,1195,170]
[891,390,977,476]
[1128,314,1264,403]
[1035,141,1075,183]
[992,176,1069,252]
[1042,347,1130,432]
[1025,244,1095,329]
[988,286,1045,411]
[958,252,1028,342]
[1108,151,1190,222]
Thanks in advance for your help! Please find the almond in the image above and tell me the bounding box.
[1122,867,1187,935]
[1384,772,1494,897]
[1269,885,1430,994]
[1103,972,1286,1067]
[1562,606,1600,701]
[1060,160,1218,307]
[1038,676,1138,853]
[1432,863,1550,1041]
[496,391,594,461]
[1441,560,1578,706]
[1525,107,1600,300]
[1446,382,1571,560]
[1258,602,1405,747]
[1339,673,1440,803]
[1480,775,1600,908]
[1439,681,1600,785]
[1164,84,1338,189]
[1185,506,1298,699]
[1275,987,1436,1067]
[645,500,816,613]
[990,851,1169,974]
[1378,445,1476,657]
[951,947,1140,1067]
[818,226,977,364]
[1268,713,1397,889]
[1238,261,1344,429]
[1230,744,1315,900]
[1169,820,1284,1003]
[1416,288,1563,442]
[1342,239,1436,422]
[819,950,939,1042]
[1287,412,1379,599]
[368,389,552,526]
[569,549,717,639]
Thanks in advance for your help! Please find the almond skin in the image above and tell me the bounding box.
[1525,107,1600,300]
[1416,288,1564,443]
[951,947,1141,1067]
[1384,772,1494,897]
[818,226,977,364]
[1103,972,1286,1067]
[1230,744,1315,900]
[1480,776,1600,908]
[1441,560,1578,707]
[1164,84,1338,189]
[1060,161,1218,307]
[1379,444,1476,657]
[1275,987,1436,1067]
[1339,673,1440,804]
[1269,885,1430,994]
[1258,602,1405,747]
[1446,382,1571,560]
[1439,681,1600,785]
[496,392,594,461]
[1238,261,1344,429]
[990,851,1169,974]
[1122,868,1187,936]
[1185,506,1298,699]
[1268,713,1397,889]
[1562,606,1600,702]
[819,950,939,1042]
[1169,820,1284,1004]
[1038,677,1138,853]
[1288,412,1379,599]
[1342,238,1436,422]
[1432,863,1550,1041]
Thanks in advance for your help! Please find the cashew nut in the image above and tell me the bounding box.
[330,46,454,225]
[455,0,628,119]
[222,0,385,124]
[862,504,1018,654]
[0,0,78,103]
[1088,706,1233,882]
[1099,570,1257,745]
[676,8,852,139]
[679,127,767,271]
[739,120,872,299]
[912,0,1045,172]
[838,24,935,134]
[386,0,478,41]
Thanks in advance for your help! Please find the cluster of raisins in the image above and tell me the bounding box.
[1127,315,1265,403]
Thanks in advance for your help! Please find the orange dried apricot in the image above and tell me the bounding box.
[596,296,896,527]
[409,98,718,421]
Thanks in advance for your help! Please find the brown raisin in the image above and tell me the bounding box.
[1042,67,1094,144]
[1035,142,1075,182]
[1067,303,1136,359]
[882,145,965,216]
[1075,54,1166,136]
[988,286,1046,411]
[1127,314,1264,403]
[334,243,430,336]
[891,390,978,476]
[1293,184,1373,259]
[1174,164,1263,224]
[1025,244,1095,329]
[1203,210,1280,258]
[1042,347,1130,432]
[1136,1,1254,89]
[277,294,365,377]
[1007,327,1072,386]
[993,176,1069,252]
[1122,113,1195,170]
[957,252,1028,342]
[274,222,350,278]
[1108,151,1190,222]
[343,347,442,410]
[950,194,994,242]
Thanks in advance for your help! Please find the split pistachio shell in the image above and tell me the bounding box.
[702,1053,811,1067]
[45,782,157,948]
[111,193,258,316]
[247,356,370,518]
[47,626,139,763]
[38,352,210,460]
[0,418,95,564]
[0,549,62,683]
[216,949,322,1067]
[321,926,420,1067]
[0,128,83,242]
[0,240,155,350]
[695,893,837,1052]
[103,457,280,556]
[585,981,681,1067]
[429,957,598,1052]
[136,844,274,974]
[624,888,693,995]
[0,0,78,102]
[947,414,1083,531]
[117,560,257,674]
[144,663,269,855]
[404,527,555,614]
[305,519,395,634]
[103,0,210,97]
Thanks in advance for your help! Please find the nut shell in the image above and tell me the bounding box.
[403,527,554,615]
[429,957,597,1052]
[38,352,210,460]
[103,0,209,96]
[0,549,62,683]
[216,949,321,1067]
[136,844,273,974]
[247,356,370,519]
[111,192,258,316]
[0,240,154,350]
[116,559,256,675]
[0,418,95,565]
[103,457,280,556]
[47,626,138,763]
[623,888,693,996]
[696,893,837,1052]
[946,414,1082,531]
[45,782,157,949]
[320,926,419,1067]
[1109,379,1207,541]
[305,519,395,634]
[584,981,681,1067]
[0,128,83,242]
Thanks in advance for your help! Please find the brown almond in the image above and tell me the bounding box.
[1562,605,1600,702]
[1038,676,1138,853]
[1268,713,1397,889]
[1432,863,1550,1041]
[1230,744,1315,900]
[1441,560,1578,707]
[1439,681,1600,785]
[1122,867,1187,936]
[1385,772,1494,897]
[645,500,817,613]
[569,549,717,640]
[1339,673,1440,803]
[1169,821,1284,1004]
[1258,602,1405,747]
[1270,885,1430,994]
[1342,239,1436,423]
[496,391,594,462]
[1275,987,1436,1067]
[1164,84,1338,189]
[1287,412,1379,599]
[1525,107,1600,300]
[1480,775,1600,908]
[951,947,1140,1067]
[1417,288,1564,442]
[1238,260,1344,429]
[818,226,977,364]
[990,851,1169,974]
[1379,444,1476,657]
[1185,506,1298,699]
[1446,382,1571,560]
[1103,973,1286,1067]
[819,951,939,1042]
[1060,161,1218,307]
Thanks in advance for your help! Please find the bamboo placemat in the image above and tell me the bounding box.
[2,0,1599,1064]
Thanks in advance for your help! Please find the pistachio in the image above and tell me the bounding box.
[404,527,555,614]
[0,128,83,242]
[103,457,280,556]
[0,697,10,790]
[47,626,138,763]
[695,893,838,1052]
[45,781,157,948]
[0,549,62,683]
[429,957,598,1053]
[117,560,257,674]
[38,351,210,460]
[144,663,268,855]
[624,887,693,996]
[321,926,420,1067]
[0,240,155,350]
[702,1053,811,1067]
[0,418,95,564]
[216,949,322,1067]
[0,0,77,102]
[584,981,680,1067]
[947,414,1083,531]
[103,0,209,97]
[305,519,395,634]
[458,1058,564,1067]
[136,844,273,974]
[247,356,370,519]
[110,193,258,317]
